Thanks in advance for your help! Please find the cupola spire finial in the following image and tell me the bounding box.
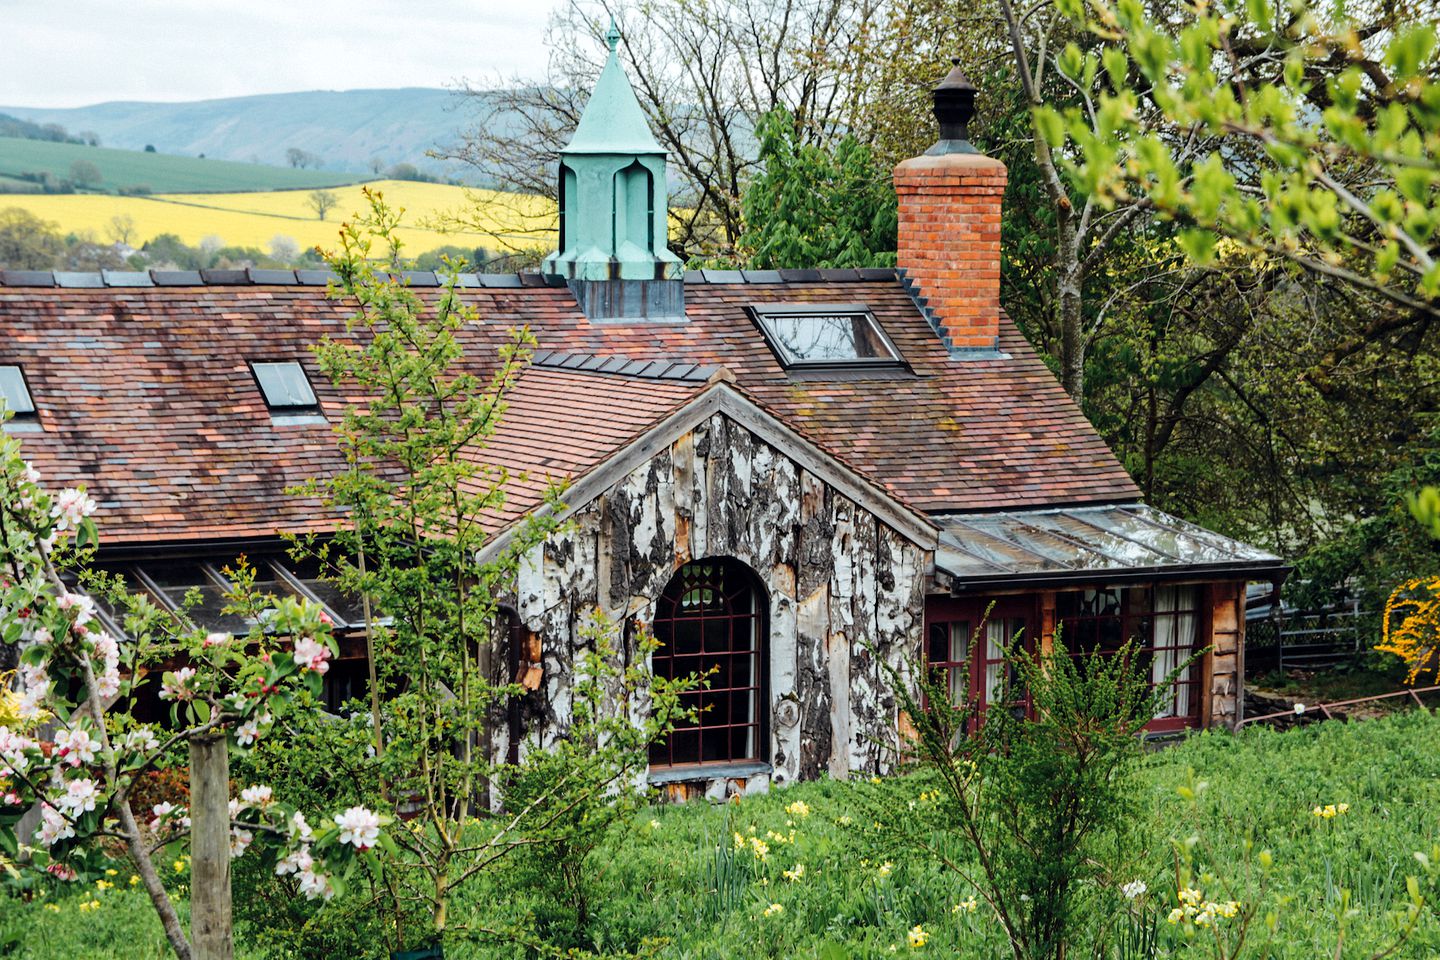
[606,18,621,53]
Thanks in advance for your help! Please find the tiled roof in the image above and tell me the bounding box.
[468,365,709,533]
[0,275,1140,546]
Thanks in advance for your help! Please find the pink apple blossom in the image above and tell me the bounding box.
[158,667,197,702]
[240,784,273,807]
[50,487,96,533]
[292,636,331,676]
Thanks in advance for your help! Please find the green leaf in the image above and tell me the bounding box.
[1033,106,1067,147]
[1177,229,1218,265]
[1102,47,1129,90]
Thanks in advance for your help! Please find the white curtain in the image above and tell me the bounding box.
[1151,586,1198,718]
[984,621,1007,706]
[948,622,969,706]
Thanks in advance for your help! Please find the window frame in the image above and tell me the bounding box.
[1056,583,1208,732]
[923,595,1038,727]
[747,302,906,370]
[648,558,769,771]
[0,364,39,427]
[249,360,321,413]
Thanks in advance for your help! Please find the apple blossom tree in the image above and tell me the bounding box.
[0,424,389,960]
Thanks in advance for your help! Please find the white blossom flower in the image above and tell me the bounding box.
[50,488,96,532]
[54,728,99,767]
[58,778,100,814]
[1122,880,1147,900]
[334,805,381,851]
[229,827,253,858]
[36,805,75,847]
[240,784,273,807]
[158,667,196,702]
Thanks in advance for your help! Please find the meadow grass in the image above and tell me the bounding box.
[0,137,362,194]
[6,709,1439,959]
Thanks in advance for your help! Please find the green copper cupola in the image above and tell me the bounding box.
[543,21,685,322]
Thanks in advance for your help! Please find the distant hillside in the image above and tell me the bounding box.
[0,138,363,194]
[0,89,491,178]
[0,113,88,144]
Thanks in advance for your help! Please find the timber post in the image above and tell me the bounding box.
[189,732,234,960]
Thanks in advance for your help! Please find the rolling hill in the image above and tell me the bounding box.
[0,89,493,177]
[0,137,364,194]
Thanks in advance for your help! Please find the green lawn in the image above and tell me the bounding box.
[6,709,1440,959]
[0,137,363,194]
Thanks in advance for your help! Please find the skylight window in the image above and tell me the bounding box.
[749,303,903,369]
[0,365,38,429]
[251,361,319,411]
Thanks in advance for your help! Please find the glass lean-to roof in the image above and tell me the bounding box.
[934,504,1286,587]
[85,554,367,636]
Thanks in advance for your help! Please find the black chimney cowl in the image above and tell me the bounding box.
[925,60,980,156]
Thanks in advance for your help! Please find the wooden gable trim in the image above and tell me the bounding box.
[478,380,940,563]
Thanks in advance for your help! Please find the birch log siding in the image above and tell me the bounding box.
[511,411,932,792]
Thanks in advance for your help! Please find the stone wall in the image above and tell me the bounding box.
[507,410,932,790]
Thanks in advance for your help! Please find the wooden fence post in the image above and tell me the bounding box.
[189,733,233,960]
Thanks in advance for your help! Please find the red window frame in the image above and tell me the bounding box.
[649,558,767,768]
[1056,584,1207,732]
[923,596,1038,726]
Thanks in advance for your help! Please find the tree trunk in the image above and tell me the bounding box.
[1057,247,1085,403]
[189,733,233,960]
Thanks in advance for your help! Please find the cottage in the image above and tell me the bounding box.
[0,35,1286,799]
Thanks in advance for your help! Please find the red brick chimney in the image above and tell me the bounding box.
[894,64,1007,353]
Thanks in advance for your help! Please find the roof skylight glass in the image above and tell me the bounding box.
[0,365,37,416]
[749,303,903,368]
[252,361,318,410]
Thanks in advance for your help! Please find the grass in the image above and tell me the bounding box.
[0,179,555,259]
[7,709,1440,959]
[0,137,363,194]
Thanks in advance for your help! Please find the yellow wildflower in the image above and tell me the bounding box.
[749,837,770,861]
[908,925,929,948]
[78,899,100,913]
[786,799,811,818]
[104,868,118,877]
[837,815,853,826]
[95,879,113,891]
[953,896,978,914]
[129,874,139,886]
[878,862,894,878]
[763,902,784,918]
[1167,908,1185,924]
[782,863,806,882]
[732,832,747,852]
[44,903,60,913]
[648,819,661,830]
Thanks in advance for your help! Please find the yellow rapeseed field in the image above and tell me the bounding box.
[1,180,555,259]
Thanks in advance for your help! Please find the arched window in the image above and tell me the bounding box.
[650,558,766,768]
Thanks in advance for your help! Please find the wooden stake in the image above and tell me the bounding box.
[189,733,233,960]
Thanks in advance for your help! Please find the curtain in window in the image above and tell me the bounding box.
[984,621,1007,705]
[948,622,968,706]
[1151,586,1197,718]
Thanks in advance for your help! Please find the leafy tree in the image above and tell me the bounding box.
[274,189,696,952]
[0,422,384,960]
[718,107,896,269]
[1051,0,1440,370]
[307,189,340,222]
[67,160,102,189]
[0,207,66,268]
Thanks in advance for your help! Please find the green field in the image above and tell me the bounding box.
[4,710,1440,959]
[0,137,364,194]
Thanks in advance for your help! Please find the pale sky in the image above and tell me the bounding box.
[0,0,562,108]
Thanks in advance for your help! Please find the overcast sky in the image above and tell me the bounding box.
[0,0,561,108]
